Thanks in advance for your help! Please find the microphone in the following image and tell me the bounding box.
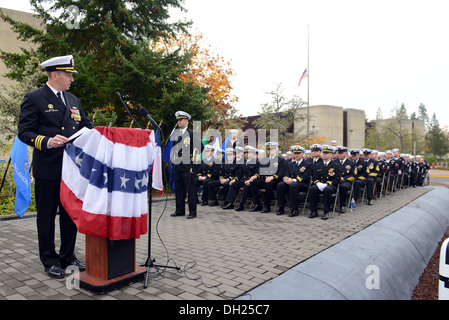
[116,92,141,128]
[138,107,159,130]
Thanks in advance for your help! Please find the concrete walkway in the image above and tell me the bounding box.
[0,182,438,300]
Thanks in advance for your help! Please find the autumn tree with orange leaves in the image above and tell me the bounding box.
[153,33,245,134]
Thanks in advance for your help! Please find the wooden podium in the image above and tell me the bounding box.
[77,235,146,294]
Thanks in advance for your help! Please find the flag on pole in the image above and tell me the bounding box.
[60,127,157,240]
[210,134,221,157]
[10,136,31,217]
[151,129,163,191]
[200,131,209,160]
[298,68,308,87]
[162,133,175,193]
[221,135,230,151]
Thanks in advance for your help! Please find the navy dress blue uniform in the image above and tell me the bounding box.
[170,111,203,219]
[276,146,311,217]
[353,149,379,205]
[227,146,260,211]
[196,145,215,205]
[18,55,93,277]
[308,146,341,220]
[250,142,287,213]
[209,148,242,207]
[335,147,356,213]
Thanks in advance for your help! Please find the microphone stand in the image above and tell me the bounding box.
[141,116,180,290]
[115,93,179,288]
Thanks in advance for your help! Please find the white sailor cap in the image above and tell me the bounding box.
[175,111,191,120]
[225,147,236,155]
[392,148,400,152]
[235,146,244,153]
[204,144,214,151]
[386,150,393,154]
[41,55,77,73]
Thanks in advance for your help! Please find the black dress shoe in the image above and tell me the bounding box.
[249,204,262,212]
[209,200,219,206]
[61,258,86,272]
[235,204,244,211]
[221,201,229,208]
[308,211,318,218]
[288,209,299,217]
[276,207,285,215]
[45,264,65,279]
[261,206,271,213]
[187,212,197,219]
[170,212,185,217]
[340,207,346,214]
[222,203,234,210]
[322,212,329,220]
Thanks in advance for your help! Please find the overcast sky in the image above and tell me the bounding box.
[3,0,449,127]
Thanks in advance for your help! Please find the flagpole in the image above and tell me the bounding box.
[307,24,310,136]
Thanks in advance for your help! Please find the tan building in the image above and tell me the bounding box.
[0,7,43,87]
[295,105,366,149]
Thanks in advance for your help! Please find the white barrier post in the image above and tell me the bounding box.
[439,238,449,300]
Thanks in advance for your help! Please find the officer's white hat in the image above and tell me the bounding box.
[175,111,191,120]
[322,145,333,154]
[291,145,305,153]
[244,145,257,153]
[265,142,279,150]
[41,55,77,73]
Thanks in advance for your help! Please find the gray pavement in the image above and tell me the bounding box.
[0,185,436,300]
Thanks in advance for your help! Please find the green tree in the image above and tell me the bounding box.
[0,53,44,145]
[426,113,449,157]
[0,0,211,138]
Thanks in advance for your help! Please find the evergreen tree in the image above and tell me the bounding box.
[0,1,211,136]
[426,113,449,157]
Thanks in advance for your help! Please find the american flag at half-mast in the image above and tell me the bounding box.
[60,126,160,240]
[298,68,308,87]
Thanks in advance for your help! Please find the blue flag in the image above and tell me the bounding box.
[10,136,31,217]
[221,134,230,158]
[162,135,175,193]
